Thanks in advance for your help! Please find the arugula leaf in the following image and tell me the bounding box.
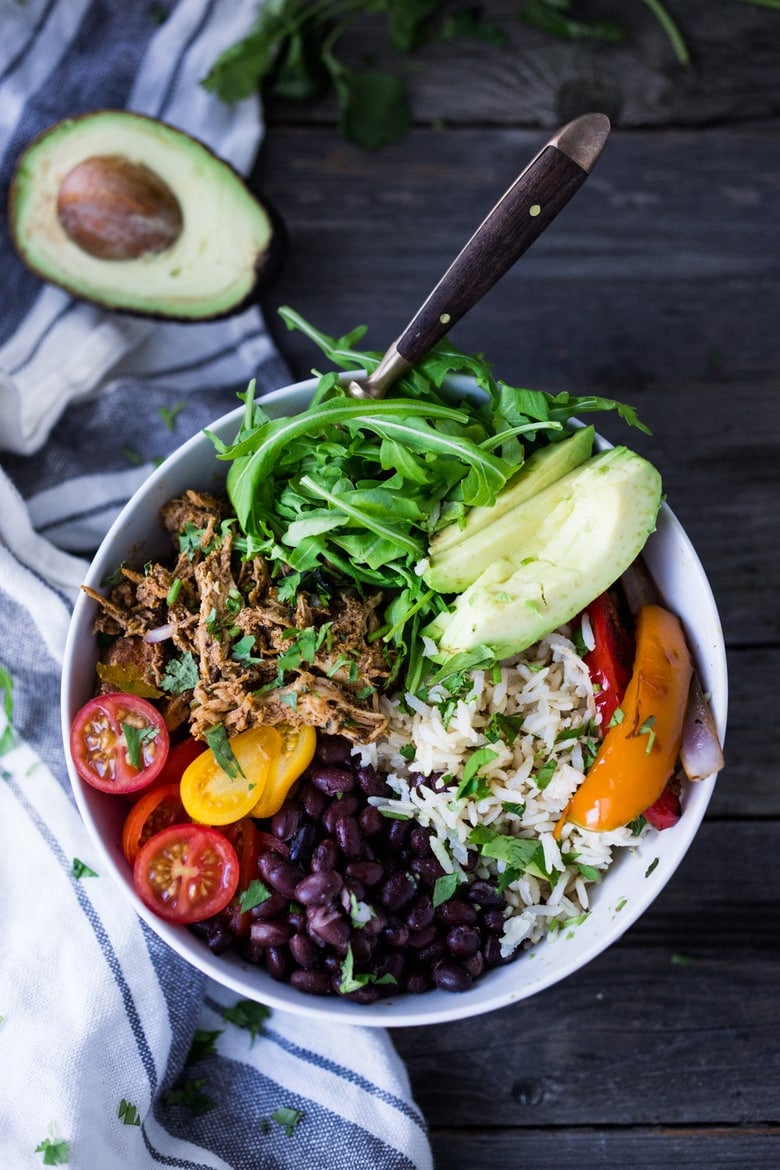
[160,652,199,694]
[122,723,158,771]
[203,723,245,778]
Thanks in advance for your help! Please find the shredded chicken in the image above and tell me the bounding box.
[86,491,397,744]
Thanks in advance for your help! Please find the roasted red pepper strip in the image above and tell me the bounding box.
[643,783,682,830]
[565,604,693,832]
[584,591,634,729]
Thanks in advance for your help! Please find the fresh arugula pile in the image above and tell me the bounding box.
[201,1,778,148]
[211,307,646,693]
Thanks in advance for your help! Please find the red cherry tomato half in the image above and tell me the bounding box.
[221,818,262,938]
[121,782,189,865]
[70,693,169,795]
[133,823,239,924]
[139,737,207,797]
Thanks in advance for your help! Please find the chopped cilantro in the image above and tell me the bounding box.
[271,1106,305,1137]
[158,401,186,431]
[203,724,245,779]
[455,747,498,800]
[178,522,220,560]
[231,634,261,664]
[432,872,459,908]
[377,807,411,820]
[347,890,376,929]
[671,952,695,966]
[575,863,601,882]
[204,606,220,634]
[121,446,143,466]
[122,723,158,771]
[608,707,625,728]
[162,1078,215,1116]
[534,758,557,791]
[645,857,660,877]
[628,814,647,836]
[70,858,98,880]
[469,824,552,877]
[0,664,14,755]
[117,1098,141,1126]
[34,1134,70,1165]
[501,801,526,817]
[225,586,243,615]
[399,743,416,762]
[221,998,271,1044]
[638,714,657,754]
[484,710,524,744]
[338,944,397,994]
[160,652,199,694]
[614,897,627,912]
[186,1029,223,1065]
[238,880,272,913]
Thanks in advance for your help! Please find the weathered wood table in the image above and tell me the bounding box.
[252,4,780,1165]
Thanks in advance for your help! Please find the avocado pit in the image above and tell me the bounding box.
[57,154,184,261]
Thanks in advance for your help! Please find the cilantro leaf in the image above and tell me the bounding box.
[432,872,459,908]
[203,724,245,779]
[186,1029,223,1065]
[117,1098,141,1126]
[271,1106,305,1137]
[162,1079,215,1116]
[160,652,199,694]
[221,998,271,1044]
[0,664,14,755]
[121,723,159,771]
[158,401,186,431]
[71,858,98,880]
[35,1135,70,1165]
[238,880,272,913]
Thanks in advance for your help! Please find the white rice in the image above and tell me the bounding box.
[353,625,645,957]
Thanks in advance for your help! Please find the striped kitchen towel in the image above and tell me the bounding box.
[0,2,432,1167]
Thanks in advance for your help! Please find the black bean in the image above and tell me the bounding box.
[349,933,376,964]
[346,860,384,888]
[295,870,343,907]
[404,968,431,995]
[436,898,478,926]
[384,817,411,852]
[405,895,434,932]
[409,856,445,887]
[464,951,485,979]
[316,734,352,765]
[289,933,320,970]
[335,815,363,858]
[249,921,291,948]
[336,981,380,1004]
[433,960,474,993]
[311,838,339,873]
[380,870,417,912]
[416,937,446,965]
[302,782,327,819]
[465,879,505,906]
[356,764,389,797]
[271,801,301,842]
[360,905,387,937]
[382,917,410,949]
[192,918,233,955]
[306,905,350,952]
[322,953,342,976]
[265,945,289,981]
[288,822,318,867]
[374,950,405,983]
[322,794,360,834]
[311,765,356,796]
[286,907,307,934]
[483,935,516,967]
[290,969,332,996]
[409,826,432,856]
[407,925,438,950]
[358,805,384,838]
[258,853,305,899]
[250,891,288,921]
[446,924,481,959]
[481,906,507,935]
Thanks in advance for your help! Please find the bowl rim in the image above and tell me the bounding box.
[60,375,729,1027]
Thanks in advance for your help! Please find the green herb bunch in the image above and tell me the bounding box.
[200,0,778,149]
[210,307,646,694]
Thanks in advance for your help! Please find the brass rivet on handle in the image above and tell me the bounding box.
[439,312,451,324]
[529,203,541,217]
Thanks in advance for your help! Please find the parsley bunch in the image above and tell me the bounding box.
[212,307,646,694]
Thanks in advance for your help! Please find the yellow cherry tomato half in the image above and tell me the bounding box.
[180,725,282,826]
[250,723,317,820]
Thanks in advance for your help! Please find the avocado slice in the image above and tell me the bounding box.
[427,424,595,570]
[9,111,284,320]
[427,446,661,659]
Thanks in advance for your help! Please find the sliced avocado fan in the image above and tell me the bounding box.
[9,110,284,320]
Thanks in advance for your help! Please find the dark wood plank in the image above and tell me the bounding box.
[264,0,780,128]
[427,1126,780,1170]
[709,647,780,818]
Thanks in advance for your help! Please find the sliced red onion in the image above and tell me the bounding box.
[143,623,174,644]
[620,556,661,614]
[680,673,724,781]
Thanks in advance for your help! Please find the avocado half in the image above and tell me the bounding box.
[8,110,284,320]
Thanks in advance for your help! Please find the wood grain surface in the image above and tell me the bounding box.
[254,4,780,1164]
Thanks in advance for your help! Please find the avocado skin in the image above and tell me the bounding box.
[8,110,286,322]
[428,446,662,659]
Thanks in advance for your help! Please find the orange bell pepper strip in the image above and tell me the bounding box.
[562,604,693,833]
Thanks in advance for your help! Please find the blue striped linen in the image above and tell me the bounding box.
[0,3,433,1166]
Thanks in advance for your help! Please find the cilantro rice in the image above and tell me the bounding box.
[352,625,645,958]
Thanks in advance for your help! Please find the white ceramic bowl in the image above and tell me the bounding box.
[60,376,728,1027]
